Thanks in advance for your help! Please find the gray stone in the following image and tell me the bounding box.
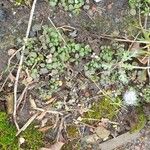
[99,132,140,150]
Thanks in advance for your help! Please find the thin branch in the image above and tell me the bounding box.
[13,0,37,130]
[132,66,150,69]
[100,35,150,44]
[34,107,63,115]
[16,113,39,136]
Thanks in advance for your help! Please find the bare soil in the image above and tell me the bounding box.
[0,0,150,149]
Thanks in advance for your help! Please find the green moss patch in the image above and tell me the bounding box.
[0,112,18,150]
[82,97,122,124]
[21,125,44,150]
[130,107,147,133]
[66,125,80,139]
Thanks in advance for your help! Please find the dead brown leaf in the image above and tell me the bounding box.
[38,126,52,132]
[130,42,148,64]
[5,93,14,114]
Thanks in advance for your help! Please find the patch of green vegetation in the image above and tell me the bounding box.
[21,125,44,150]
[128,0,150,15]
[24,25,92,99]
[142,85,150,103]
[66,125,80,139]
[48,0,85,14]
[130,107,147,132]
[84,43,139,89]
[0,111,44,150]
[0,112,18,150]
[62,139,80,150]
[15,0,31,6]
[82,97,122,124]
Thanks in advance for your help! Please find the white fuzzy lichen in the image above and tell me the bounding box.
[123,90,138,106]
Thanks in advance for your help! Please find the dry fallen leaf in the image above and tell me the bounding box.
[5,93,14,115]
[29,96,37,109]
[130,42,148,64]
[38,126,52,132]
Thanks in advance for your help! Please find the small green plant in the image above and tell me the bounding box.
[130,107,147,132]
[24,26,92,99]
[128,0,150,15]
[66,125,80,139]
[49,0,85,14]
[142,85,150,103]
[15,0,32,6]
[84,43,138,87]
[0,112,18,150]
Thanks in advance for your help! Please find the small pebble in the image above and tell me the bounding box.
[83,4,90,10]
[69,30,77,38]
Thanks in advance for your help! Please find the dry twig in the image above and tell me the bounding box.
[16,113,39,136]
[13,0,37,130]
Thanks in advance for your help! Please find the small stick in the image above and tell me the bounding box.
[34,107,63,115]
[13,0,37,130]
[16,113,38,136]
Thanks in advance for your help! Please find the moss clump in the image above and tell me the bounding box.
[66,125,79,139]
[0,112,18,150]
[83,97,121,124]
[62,139,80,150]
[130,107,147,133]
[142,85,150,103]
[21,125,44,150]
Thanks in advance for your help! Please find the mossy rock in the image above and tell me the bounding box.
[82,97,121,124]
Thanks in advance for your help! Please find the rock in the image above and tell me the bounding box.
[0,9,7,22]
[69,30,78,38]
[99,132,140,150]
[95,126,110,140]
